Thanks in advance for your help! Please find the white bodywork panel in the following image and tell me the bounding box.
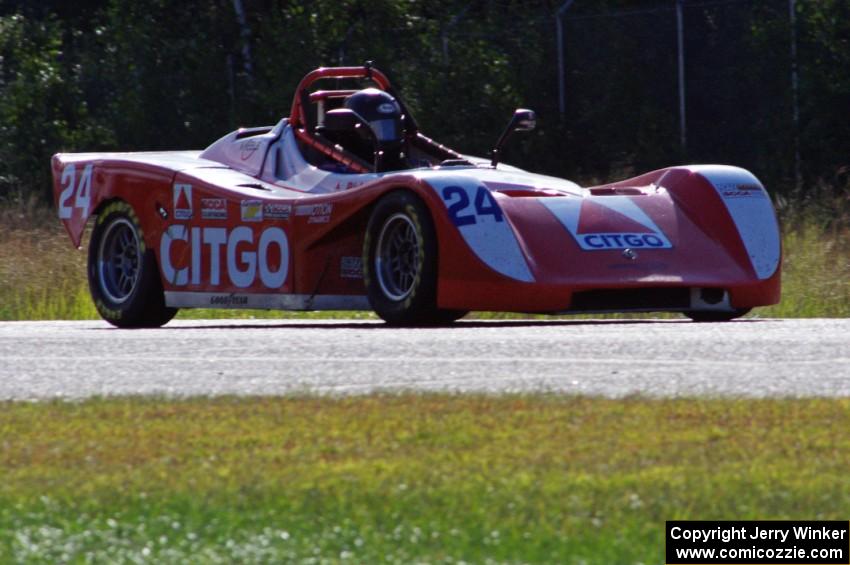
[57,150,221,171]
[689,165,781,280]
[417,173,535,283]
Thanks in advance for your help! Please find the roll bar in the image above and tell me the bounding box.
[289,65,392,128]
[287,63,458,172]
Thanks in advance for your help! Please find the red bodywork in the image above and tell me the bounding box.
[52,65,781,315]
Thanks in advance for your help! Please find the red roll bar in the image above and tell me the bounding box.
[289,66,391,128]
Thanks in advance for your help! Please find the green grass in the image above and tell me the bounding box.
[2,202,849,320]
[759,223,850,317]
[1,395,849,563]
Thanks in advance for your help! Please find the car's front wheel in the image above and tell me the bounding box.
[363,191,466,325]
[88,201,177,328]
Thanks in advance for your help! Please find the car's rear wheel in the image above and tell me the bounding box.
[684,308,750,322]
[363,191,466,325]
[88,201,177,328]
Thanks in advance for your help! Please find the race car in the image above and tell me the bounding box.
[52,63,781,327]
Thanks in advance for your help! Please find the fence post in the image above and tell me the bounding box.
[789,0,802,191]
[231,0,254,85]
[557,0,577,118]
[676,0,687,153]
[442,3,473,64]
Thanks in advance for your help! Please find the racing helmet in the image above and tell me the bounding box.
[344,88,404,144]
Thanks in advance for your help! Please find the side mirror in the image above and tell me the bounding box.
[512,109,536,131]
[491,108,536,168]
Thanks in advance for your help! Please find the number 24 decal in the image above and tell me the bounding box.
[441,185,504,227]
[58,164,93,220]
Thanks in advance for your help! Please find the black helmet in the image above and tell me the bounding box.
[344,88,403,143]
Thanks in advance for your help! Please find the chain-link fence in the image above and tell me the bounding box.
[431,0,804,190]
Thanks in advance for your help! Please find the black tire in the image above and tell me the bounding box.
[684,308,751,322]
[88,201,177,328]
[363,191,467,325]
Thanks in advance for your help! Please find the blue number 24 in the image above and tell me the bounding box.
[441,185,504,226]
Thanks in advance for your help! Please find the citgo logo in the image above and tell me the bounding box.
[581,233,667,249]
[173,184,193,220]
[541,196,673,251]
[160,226,289,289]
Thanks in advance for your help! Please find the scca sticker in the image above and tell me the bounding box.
[201,198,227,220]
[540,196,673,251]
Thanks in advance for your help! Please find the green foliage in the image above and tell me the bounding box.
[1,395,850,562]
[796,0,850,187]
[0,0,848,203]
[0,14,114,202]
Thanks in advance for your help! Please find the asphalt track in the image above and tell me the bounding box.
[1,318,849,400]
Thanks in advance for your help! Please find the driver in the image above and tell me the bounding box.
[344,88,408,172]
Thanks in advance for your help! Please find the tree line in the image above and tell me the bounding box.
[0,0,847,204]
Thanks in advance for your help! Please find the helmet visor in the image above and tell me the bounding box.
[370,118,402,142]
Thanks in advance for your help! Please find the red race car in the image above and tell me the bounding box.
[52,64,780,327]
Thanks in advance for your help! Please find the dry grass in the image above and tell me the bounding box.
[762,187,850,317]
[0,202,373,321]
[761,223,850,317]
[0,201,96,320]
[2,201,850,320]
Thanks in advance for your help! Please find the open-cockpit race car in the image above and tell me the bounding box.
[52,64,781,327]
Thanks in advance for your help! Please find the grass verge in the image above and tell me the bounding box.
[1,395,849,563]
[2,201,849,320]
